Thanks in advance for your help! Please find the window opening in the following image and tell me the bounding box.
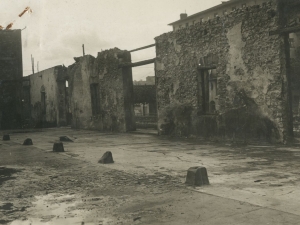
[90,83,101,115]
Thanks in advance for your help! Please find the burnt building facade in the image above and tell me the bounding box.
[0,30,23,129]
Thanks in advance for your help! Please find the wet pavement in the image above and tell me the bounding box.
[1,127,300,224]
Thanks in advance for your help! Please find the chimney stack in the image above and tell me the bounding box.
[180,13,188,20]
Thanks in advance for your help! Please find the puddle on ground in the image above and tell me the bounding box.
[0,167,20,185]
[9,194,113,225]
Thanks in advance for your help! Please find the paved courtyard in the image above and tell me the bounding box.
[1,128,300,224]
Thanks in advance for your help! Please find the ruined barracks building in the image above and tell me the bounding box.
[155,0,300,142]
[15,0,300,143]
[22,49,136,132]
[0,30,23,129]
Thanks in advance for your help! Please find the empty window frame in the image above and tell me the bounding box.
[90,83,101,115]
[289,38,295,48]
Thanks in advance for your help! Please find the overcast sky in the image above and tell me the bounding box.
[1,0,222,80]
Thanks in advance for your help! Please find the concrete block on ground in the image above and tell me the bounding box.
[23,138,33,145]
[98,151,114,164]
[185,166,209,186]
[2,135,10,141]
[53,142,64,152]
[59,136,73,142]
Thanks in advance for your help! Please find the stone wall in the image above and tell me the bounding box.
[67,48,135,132]
[24,66,67,128]
[285,1,300,132]
[0,30,23,129]
[155,1,290,142]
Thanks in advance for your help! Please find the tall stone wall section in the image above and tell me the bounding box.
[68,48,135,132]
[0,30,23,129]
[155,1,289,142]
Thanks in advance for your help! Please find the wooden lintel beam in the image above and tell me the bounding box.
[197,65,217,70]
[129,44,155,53]
[120,58,155,68]
[269,25,300,36]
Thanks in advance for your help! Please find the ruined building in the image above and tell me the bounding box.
[170,0,268,31]
[0,30,23,129]
[22,66,68,128]
[67,49,135,132]
[155,0,300,142]
[17,0,300,144]
[23,49,136,132]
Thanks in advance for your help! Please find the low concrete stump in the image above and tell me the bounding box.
[23,138,33,145]
[53,142,64,152]
[59,136,73,142]
[2,135,10,141]
[98,151,114,164]
[185,167,209,186]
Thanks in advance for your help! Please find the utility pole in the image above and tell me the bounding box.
[82,44,85,56]
[31,54,34,74]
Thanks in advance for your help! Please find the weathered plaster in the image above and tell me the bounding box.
[27,66,67,127]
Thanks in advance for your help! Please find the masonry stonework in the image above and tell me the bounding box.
[155,1,291,142]
[67,48,135,132]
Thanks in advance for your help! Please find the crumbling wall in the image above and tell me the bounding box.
[155,1,289,142]
[0,30,23,129]
[28,66,67,128]
[68,48,135,132]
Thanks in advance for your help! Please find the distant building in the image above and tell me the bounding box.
[133,76,155,85]
[0,30,23,129]
[169,0,267,31]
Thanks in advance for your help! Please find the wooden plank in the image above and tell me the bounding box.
[129,44,155,53]
[197,65,217,70]
[120,58,155,68]
[269,25,300,36]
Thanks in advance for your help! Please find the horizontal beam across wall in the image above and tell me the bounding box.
[197,65,217,70]
[119,58,155,68]
[269,25,300,36]
[129,44,155,53]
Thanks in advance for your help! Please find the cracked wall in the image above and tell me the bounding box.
[155,1,290,142]
[68,48,135,132]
